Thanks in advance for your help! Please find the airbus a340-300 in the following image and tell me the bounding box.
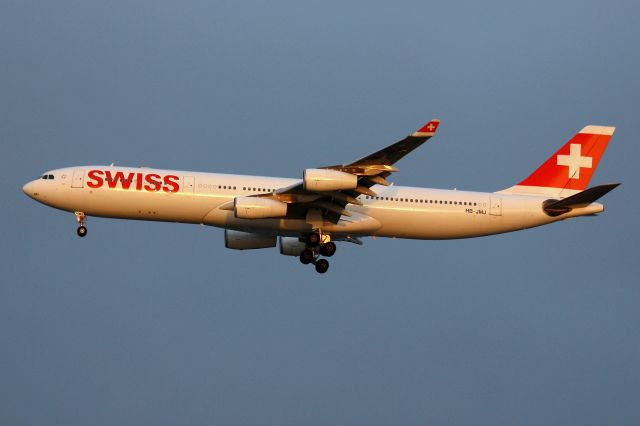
[23,119,619,273]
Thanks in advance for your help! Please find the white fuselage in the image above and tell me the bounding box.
[23,166,603,240]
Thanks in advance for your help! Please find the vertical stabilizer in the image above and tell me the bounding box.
[498,125,615,197]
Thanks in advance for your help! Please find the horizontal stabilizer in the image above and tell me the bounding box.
[543,183,620,216]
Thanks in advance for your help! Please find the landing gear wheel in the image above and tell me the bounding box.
[320,242,336,257]
[315,259,329,274]
[74,212,87,237]
[299,249,314,264]
[307,232,321,247]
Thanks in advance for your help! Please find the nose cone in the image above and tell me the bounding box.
[22,180,38,199]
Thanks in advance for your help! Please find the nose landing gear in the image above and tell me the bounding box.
[299,230,335,273]
[77,226,87,237]
[75,211,87,237]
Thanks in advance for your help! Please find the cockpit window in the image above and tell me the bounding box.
[41,174,55,180]
[48,174,54,179]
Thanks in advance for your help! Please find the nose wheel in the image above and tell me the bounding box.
[74,212,87,237]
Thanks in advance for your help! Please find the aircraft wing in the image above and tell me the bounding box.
[267,119,441,223]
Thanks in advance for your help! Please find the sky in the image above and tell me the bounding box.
[1,0,639,424]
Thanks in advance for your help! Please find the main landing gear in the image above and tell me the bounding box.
[299,230,336,274]
[75,211,87,237]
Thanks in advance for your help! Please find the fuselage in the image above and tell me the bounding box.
[22,165,603,240]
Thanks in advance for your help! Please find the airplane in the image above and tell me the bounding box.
[22,119,619,273]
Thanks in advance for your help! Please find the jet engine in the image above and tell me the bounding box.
[279,237,307,256]
[224,230,277,250]
[303,168,358,192]
[234,197,288,219]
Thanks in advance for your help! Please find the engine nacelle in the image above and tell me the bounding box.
[224,230,277,250]
[234,197,288,219]
[279,237,308,256]
[303,168,358,192]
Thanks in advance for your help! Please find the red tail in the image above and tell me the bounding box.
[501,125,615,196]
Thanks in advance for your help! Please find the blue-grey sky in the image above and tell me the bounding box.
[2,1,639,424]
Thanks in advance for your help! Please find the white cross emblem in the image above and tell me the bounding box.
[556,143,592,179]
[426,123,435,131]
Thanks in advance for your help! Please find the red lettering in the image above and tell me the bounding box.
[87,169,104,188]
[120,172,135,190]
[102,170,137,190]
[144,173,162,191]
[87,170,179,193]
[136,172,143,191]
[163,175,180,193]
[104,171,118,189]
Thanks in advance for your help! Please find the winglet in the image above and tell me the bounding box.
[412,119,440,137]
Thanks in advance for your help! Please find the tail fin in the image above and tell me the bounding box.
[498,125,615,197]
